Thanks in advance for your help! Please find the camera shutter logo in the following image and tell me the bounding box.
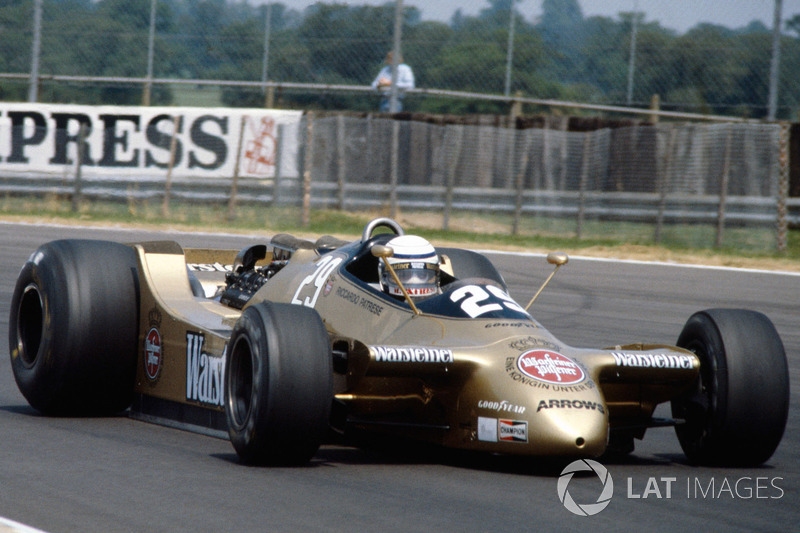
[557,459,614,516]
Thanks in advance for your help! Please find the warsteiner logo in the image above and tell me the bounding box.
[186,332,225,407]
[371,345,454,364]
[558,459,614,516]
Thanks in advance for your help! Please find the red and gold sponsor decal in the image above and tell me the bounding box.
[516,350,585,385]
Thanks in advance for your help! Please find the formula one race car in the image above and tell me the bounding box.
[9,218,790,466]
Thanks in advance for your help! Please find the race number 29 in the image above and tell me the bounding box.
[291,255,343,308]
[449,284,526,318]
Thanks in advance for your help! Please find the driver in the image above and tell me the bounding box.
[379,235,440,300]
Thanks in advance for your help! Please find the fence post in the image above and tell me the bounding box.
[715,125,733,248]
[265,86,275,109]
[365,115,374,184]
[576,132,592,239]
[512,131,531,236]
[271,124,284,206]
[127,183,138,215]
[28,0,42,103]
[649,94,660,124]
[541,116,553,190]
[72,123,87,213]
[558,117,568,191]
[337,114,346,210]
[777,122,790,252]
[442,125,463,231]
[227,116,247,222]
[509,91,522,122]
[654,125,676,243]
[161,115,181,218]
[389,119,399,219]
[302,111,313,227]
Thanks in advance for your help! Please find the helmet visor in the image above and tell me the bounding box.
[384,262,439,298]
[395,267,437,286]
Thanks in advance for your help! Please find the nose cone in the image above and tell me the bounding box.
[529,399,608,457]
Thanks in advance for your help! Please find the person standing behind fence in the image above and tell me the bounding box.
[371,52,415,112]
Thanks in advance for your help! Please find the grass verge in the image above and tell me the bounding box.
[1,194,798,272]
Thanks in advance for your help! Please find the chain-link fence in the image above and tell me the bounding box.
[1,108,791,252]
[305,115,789,251]
[1,0,798,119]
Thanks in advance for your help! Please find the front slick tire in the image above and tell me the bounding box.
[671,309,789,466]
[226,302,332,466]
[9,239,140,416]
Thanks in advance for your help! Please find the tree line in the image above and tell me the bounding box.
[0,0,796,118]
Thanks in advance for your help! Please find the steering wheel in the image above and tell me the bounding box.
[361,217,404,242]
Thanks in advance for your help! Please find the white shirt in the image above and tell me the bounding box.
[371,63,415,93]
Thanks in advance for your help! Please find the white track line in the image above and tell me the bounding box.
[0,518,49,533]
[476,249,800,277]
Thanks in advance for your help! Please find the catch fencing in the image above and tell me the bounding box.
[2,0,797,119]
[0,110,792,252]
[304,115,792,251]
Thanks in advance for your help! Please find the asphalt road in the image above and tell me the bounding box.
[0,221,797,533]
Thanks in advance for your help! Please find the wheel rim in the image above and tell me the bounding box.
[16,284,44,368]
[228,335,255,430]
[675,339,715,445]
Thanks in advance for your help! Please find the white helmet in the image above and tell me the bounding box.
[379,235,439,299]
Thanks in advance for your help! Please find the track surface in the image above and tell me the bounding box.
[0,222,797,532]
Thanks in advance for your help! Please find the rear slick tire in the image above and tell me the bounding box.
[671,308,789,466]
[225,302,332,466]
[9,239,140,415]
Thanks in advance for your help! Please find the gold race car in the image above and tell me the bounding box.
[9,218,789,466]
